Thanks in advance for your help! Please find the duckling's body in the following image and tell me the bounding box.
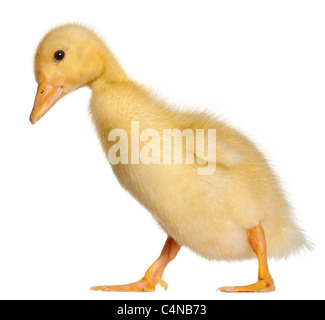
[90,80,306,261]
[30,24,310,292]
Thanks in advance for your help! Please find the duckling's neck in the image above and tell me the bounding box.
[89,49,129,91]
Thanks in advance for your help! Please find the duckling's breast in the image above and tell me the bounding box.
[111,162,258,260]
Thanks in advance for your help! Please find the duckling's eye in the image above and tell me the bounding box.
[53,50,65,62]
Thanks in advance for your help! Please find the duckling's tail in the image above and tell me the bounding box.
[265,215,314,259]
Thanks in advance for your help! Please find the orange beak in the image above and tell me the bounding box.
[30,77,65,124]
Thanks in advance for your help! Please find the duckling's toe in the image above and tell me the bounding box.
[91,280,154,292]
[218,278,275,293]
[90,277,167,292]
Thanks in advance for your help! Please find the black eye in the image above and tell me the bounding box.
[53,50,65,62]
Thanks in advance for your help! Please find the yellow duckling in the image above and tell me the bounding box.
[30,24,310,293]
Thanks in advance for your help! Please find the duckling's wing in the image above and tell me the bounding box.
[187,132,245,168]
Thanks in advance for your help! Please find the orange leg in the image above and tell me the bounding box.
[218,224,275,293]
[91,236,181,292]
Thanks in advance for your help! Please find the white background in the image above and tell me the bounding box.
[0,0,324,300]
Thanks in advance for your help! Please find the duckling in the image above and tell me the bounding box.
[30,23,311,293]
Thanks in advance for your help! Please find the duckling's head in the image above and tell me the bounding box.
[30,24,124,124]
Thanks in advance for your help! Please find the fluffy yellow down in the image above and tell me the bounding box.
[34,24,311,261]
